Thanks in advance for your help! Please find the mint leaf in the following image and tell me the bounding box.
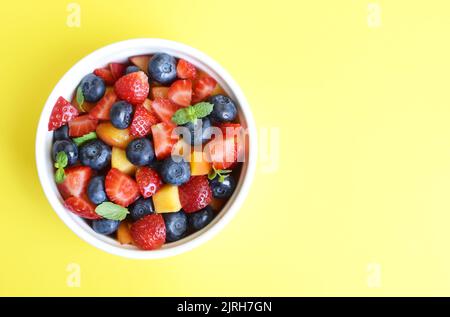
[54,151,68,169]
[171,102,214,125]
[208,169,217,180]
[95,202,129,221]
[172,108,192,125]
[208,167,231,182]
[192,102,214,119]
[76,86,85,111]
[55,168,65,184]
[73,132,97,146]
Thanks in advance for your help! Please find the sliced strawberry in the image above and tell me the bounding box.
[130,104,159,137]
[207,135,238,170]
[109,63,126,81]
[64,195,100,220]
[151,86,169,99]
[192,75,217,103]
[151,98,181,125]
[48,96,79,131]
[130,214,166,250]
[94,68,115,85]
[151,122,179,160]
[105,168,140,207]
[135,167,163,198]
[168,79,192,107]
[88,88,117,120]
[114,71,149,106]
[178,176,212,213]
[219,123,245,166]
[68,115,98,137]
[129,55,151,73]
[176,59,197,79]
[57,166,93,200]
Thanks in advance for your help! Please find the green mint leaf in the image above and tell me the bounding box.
[192,102,213,119]
[218,174,227,183]
[208,169,217,180]
[56,151,68,169]
[171,108,191,125]
[73,132,97,146]
[95,202,129,221]
[55,168,65,184]
[76,86,85,111]
[171,102,213,125]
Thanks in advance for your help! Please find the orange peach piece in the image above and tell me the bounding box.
[71,94,95,113]
[111,147,137,176]
[96,122,135,149]
[190,150,212,176]
[117,221,133,245]
[151,86,169,99]
[210,197,226,212]
[129,55,151,74]
[211,84,226,96]
[153,184,181,213]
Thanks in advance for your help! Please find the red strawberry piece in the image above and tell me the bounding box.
[109,63,126,81]
[64,195,100,220]
[88,89,117,120]
[179,176,212,213]
[68,115,98,137]
[151,98,181,125]
[93,68,115,85]
[48,96,79,131]
[176,59,197,79]
[130,104,159,137]
[130,214,166,250]
[168,79,192,107]
[114,71,149,106]
[219,123,245,167]
[207,135,238,170]
[151,122,179,160]
[192,75,216,103]
[57,166,93,199]
[105,168,140,207]
[135,167,163,198]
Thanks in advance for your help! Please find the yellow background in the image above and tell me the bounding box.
[1,0,450,296]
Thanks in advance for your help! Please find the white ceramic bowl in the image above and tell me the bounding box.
[35,39,256,259]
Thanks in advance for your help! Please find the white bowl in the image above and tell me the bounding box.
[35,39,257,259]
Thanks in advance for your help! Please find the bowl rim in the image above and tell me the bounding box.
[35,38,257,259]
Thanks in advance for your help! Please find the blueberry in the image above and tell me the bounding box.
[210,175,236,199]
[92,219,120,235]
[160,156,190,185]
[79,139,111,170]
[53,125,69,141]
[80,73,105,103]
[87,176,107,205]
[148,53,177,85]
[125,65,140,74]
[110,101,133,129]
[182,117,212,145]
[52,139,78,166]
[126,138,154,166]
[209,94,237,122]
[129,197,154,221]
[188,206,214,231]
[163,211,187,242]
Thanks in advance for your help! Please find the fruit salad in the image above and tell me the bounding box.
[47,53,245,250]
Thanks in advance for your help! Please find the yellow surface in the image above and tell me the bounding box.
[1,0,450,296]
